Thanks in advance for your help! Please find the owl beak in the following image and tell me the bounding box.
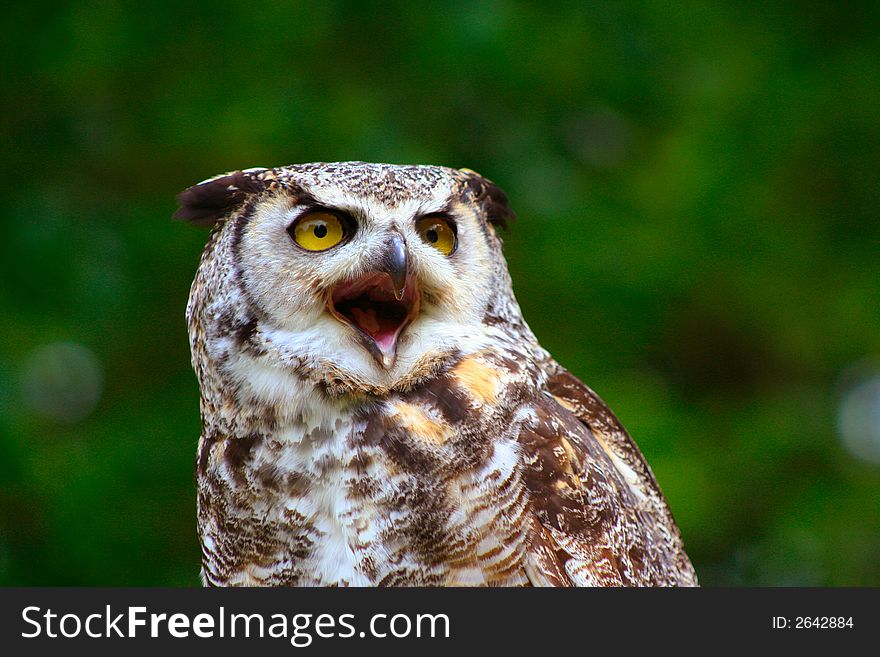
[379,233,408,301]
[327,234,418,369]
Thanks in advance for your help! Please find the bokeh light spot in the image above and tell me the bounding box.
[20,342,104,424]
[837,373,880,464]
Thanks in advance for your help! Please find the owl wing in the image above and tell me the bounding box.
[519,363,697,586]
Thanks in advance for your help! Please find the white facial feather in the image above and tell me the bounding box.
[229,172,501,394]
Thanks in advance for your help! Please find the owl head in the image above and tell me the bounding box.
[177,162,520,401]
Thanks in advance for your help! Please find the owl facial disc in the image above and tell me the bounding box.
[328,270,419,369]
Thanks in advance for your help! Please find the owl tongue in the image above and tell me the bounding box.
[350,306,398,352]
[350,306,380,335]
[329,271,418,362]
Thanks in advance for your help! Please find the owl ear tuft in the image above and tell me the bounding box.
[174,169,270,227]
[461,170,516,231]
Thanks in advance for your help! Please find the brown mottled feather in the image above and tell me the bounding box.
[520,364,698,586]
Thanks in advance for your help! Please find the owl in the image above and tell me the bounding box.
[176,162,697,587]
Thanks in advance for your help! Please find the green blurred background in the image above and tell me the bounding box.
[2,1,878,586]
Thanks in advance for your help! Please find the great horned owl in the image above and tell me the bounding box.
[176,162,697,587]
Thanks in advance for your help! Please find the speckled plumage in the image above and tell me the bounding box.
[177,162,698,587]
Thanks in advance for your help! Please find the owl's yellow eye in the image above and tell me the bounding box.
[416,216,456,255]
[290,212,346,251]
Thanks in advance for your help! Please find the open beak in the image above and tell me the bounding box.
[327,234,418,368]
